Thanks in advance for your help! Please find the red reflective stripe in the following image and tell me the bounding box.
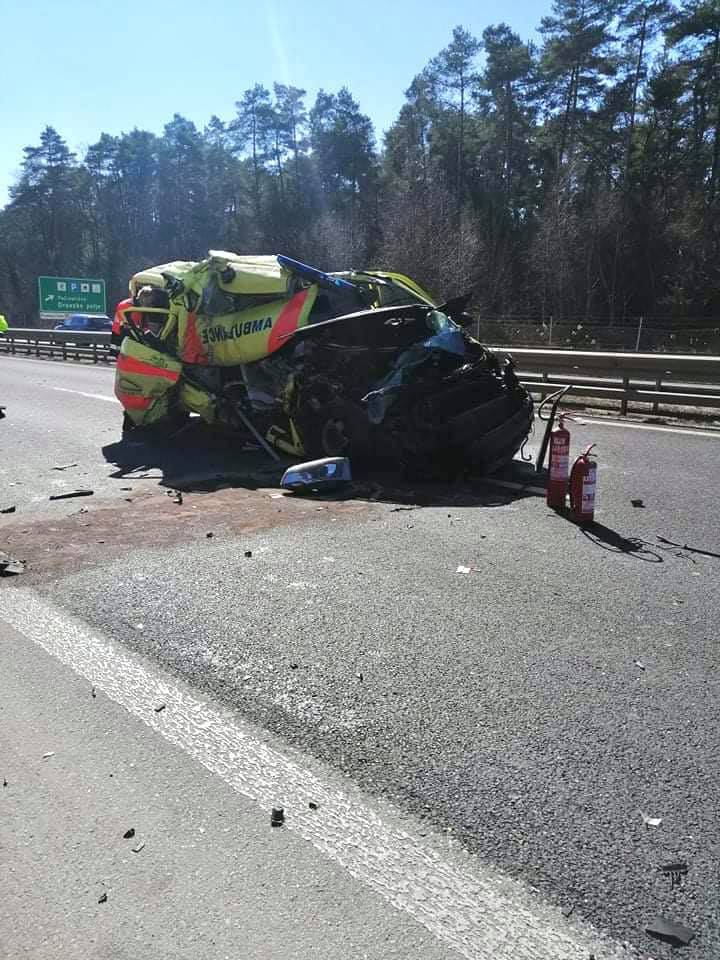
[117,394,153,410]
[181,312,208,364]
[117,354,180,383]
[113,298,133,336]
[267,291,308,354]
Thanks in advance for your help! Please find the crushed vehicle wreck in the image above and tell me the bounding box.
[113,253,533,474]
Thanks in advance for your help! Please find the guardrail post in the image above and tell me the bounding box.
[652,375,661,415]
[35,337,40,358]
[620,376,629,416]
[62,340,67,361]
[92,342,98,364]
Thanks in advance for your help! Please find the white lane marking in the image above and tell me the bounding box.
[0,355,113,371]
[52,386,117,403]
[1,589,623,960]
[575,416,720,439]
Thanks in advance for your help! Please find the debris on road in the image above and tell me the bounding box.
[308,802,319,810]
[390,506,416,512]
[646,916,695,947]
[97,891,108,904]
[244,550,252,558]
[153,701,166,713]
[52,463,78,471]
[3,778,8,787]
[123,828,135,839]
[640,810,662,827]
[657,535,720,560]
[561,903,575,918]
[456,565,473,574]
[634,660,646,671]
[206,532,214,539]
[132,841,145,853]
[49,489,94,501]
[0,505,16,514]
[168,490,183,504]
[281,457,352,493]
[631,499,645,508]
[270,806,285,827]
[42,752,55,760]
[91,687,96,698]
[0,551,25,575]
[660,862,688,889]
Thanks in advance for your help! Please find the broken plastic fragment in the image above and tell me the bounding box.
[631,499,645,508]
[281,457,351,493]
[456,565,472,574]
[0,551,25,576]
[308,801,319,810]
[646,916,694,946]
[153,702,166,713]
[132,841,145,853]
[634,660,646,671]
[52,463,78,471]
[98,891,107,904]
[42,752,55,760]
[0,505,16,514]
[640,810,662,827]
[271,806,285,827]
[123,828,135,839]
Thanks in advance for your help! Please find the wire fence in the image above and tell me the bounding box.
[475,316,720,354]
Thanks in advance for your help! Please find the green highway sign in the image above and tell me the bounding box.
[38,275,107,317]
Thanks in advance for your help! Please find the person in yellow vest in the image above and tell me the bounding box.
[0,314,8,334]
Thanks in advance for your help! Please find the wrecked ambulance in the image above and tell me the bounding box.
[114,253,533,474]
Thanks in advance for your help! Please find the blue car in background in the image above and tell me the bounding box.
[53,314,112,333]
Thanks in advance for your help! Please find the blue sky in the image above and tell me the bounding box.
[1,0,552,204]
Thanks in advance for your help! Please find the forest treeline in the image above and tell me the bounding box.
[1,0,719,328]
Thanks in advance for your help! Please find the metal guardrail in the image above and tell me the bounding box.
[0,328,113,363]
[490,347,720,415]
[1,330,719,416]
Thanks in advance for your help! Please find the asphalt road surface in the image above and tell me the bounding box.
[2,354,720,959]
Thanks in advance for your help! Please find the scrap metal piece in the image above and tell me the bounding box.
[646,916,694,947]
[660,862,688,889]
[49,490,94,501]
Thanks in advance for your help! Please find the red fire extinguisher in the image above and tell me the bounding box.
[569,444,597,524]
[546,414,571,509]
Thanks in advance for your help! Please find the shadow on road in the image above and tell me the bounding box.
[580,520,664,562]
[102,422,535,509]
